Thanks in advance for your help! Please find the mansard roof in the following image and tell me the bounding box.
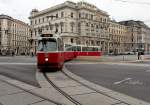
[119,20,149,29]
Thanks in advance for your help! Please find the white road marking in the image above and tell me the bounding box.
[66,62,99,65]
[146,70,150,72]
[114,78,132,85]
[0,63,36,65]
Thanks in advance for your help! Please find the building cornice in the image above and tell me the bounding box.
[0,14,29,27]
[29,1,109,19]
[29,2,77,19]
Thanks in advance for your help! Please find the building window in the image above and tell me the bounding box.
[60,22,64,33]
[35,30,37,36]
[31,21,33,25]
[70,22,74,32]
[30,31,33,38]
[91,24,94,27]
[35,20,37,24]
[79,13,81,18]
[86,13,88,19]
[43,18,44,22]
[91,15,93,20]
[71,38,73,43]
[100,18,102,22]
[71,12,74,18]
[55,24,58,33]
[61,12,64,18]
[96,25,99,29]
[50,25,53,30]
[46,25,49,30]
[86,23,88,27]
[56,13,58,18]
[91,40,94,45]
[39,18,40,23]
[38,28,42,34]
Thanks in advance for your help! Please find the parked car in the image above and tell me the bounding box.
[122,51,135,55]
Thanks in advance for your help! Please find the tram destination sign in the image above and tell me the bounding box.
[41,34,53,37]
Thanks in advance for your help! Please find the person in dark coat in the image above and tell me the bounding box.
[138,51,141,60]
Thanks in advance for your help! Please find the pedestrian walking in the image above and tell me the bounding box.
[12,51,15,56]
[141,51,144,61]
[30,49,34,57]
[31,52,34,57]
[138,51,141,60]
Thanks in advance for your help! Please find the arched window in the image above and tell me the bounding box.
[71,38,74,43]
[60,22,64,33]
[70,22,74,32]
[55,23,59,33]
[71,12,74,18]
[79,13,81,18]
[86,23,89,27]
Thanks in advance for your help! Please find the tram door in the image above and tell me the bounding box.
[57,38,64,65]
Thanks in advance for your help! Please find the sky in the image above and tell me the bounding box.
[0,0,150,26]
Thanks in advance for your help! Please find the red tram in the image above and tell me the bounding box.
[37,34,75,70]
[37,33,102,71]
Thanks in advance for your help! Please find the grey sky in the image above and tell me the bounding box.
[0,0,150,26]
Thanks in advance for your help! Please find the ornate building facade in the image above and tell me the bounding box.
[29,1,150,54]
[108,20,128,54]
[120,20,150,53]
[0,15,30,55]
[29,1,110,54]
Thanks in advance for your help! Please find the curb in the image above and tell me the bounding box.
[63,65,150,105]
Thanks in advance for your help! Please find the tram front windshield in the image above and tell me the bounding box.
[38,39,57,52]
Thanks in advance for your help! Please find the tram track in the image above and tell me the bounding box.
[43,72,82,105]
[42,67,133,105]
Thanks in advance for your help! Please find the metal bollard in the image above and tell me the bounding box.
[123,55,125,61]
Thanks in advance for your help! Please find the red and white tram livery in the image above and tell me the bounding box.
[37,34,65,70]
[37,33,102,71]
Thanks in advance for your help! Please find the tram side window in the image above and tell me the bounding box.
[38,41,44,51]
[82,47,87,51]
[87,47,92,51]
[65,44,73,51]
[93,47,98,51]
[76,46,81,51]
[72,46,77,51]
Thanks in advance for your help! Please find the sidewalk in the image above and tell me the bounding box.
[73,54,150,62]
[0,78,56,105]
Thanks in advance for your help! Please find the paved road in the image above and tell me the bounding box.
[0,56,40,87]
[66,62,150,103]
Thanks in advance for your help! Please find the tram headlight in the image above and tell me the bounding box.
[45,58,48,62]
